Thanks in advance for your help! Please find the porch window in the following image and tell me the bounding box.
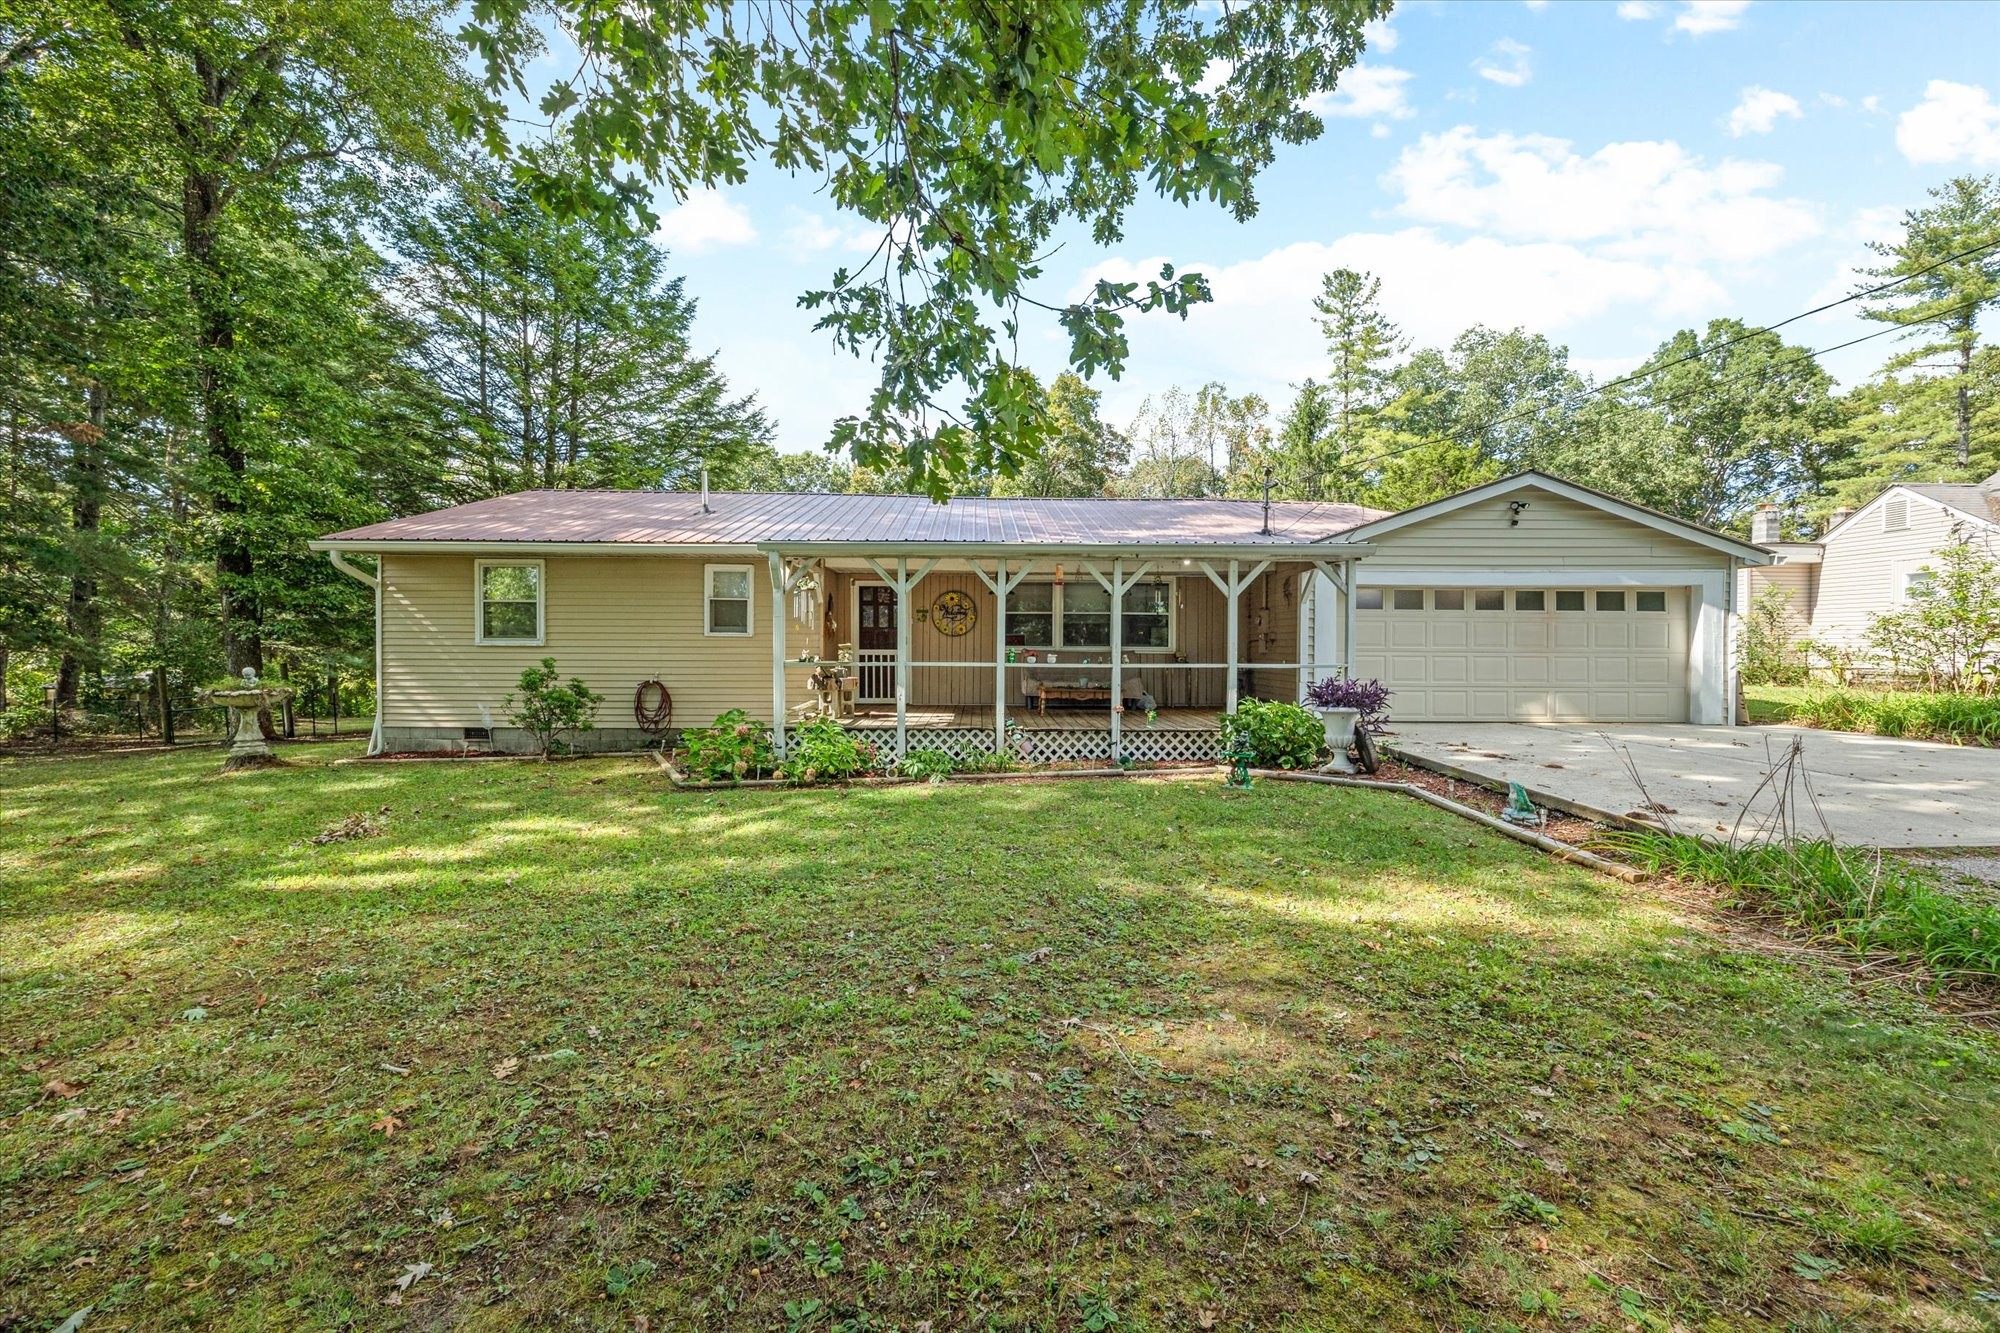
[705,564,754,636]
[1061,582,1113,648]
[476,560,543,645]
[1122,580,1173,649]
[1005,582,1054,647]
[1004,579,1177,651]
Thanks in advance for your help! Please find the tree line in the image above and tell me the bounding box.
[973,175,1995,536]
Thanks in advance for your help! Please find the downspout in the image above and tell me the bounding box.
[325,551,384,755]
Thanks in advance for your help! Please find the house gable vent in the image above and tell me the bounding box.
[1883,496,1909,532]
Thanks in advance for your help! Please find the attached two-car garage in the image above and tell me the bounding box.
[1352,584,1689,722]
[1330,475,1768,727]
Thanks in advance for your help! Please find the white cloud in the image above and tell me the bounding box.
[1895,80,2000,166]
[1071,232,1724,389]
[1475,39,1534,89]
[1385,126,1820,264]
[1305,63,1415,121]
[1818,92,1847,108]
[653,189,757,253]
[1726,86,1802,137]
[1361,18,1398,53]
[1523,0,1551,10]
[1617,1,1750,34]
[1676,1,1751,35]
[780,209,884,260]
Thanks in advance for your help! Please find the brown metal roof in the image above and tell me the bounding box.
[319,490,1387,548]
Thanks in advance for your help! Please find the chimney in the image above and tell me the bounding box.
[1750,503,1781,545]
[700,466,711,514]
[1825,506,1855,537]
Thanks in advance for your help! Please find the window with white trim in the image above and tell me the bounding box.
[476,561,543,644]
[1002,579,1177,651]
[1902,569,1936,601]
[705,564,754,636]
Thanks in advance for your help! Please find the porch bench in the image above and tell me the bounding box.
[1035,680,1139,714]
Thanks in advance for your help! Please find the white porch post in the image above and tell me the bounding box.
[971,558,1034,756]
[1225,560,1240,713]
[1199,559,1267,715]
[894,557,910,756]
[1085,558,1153,760]
[1309,560,1348,685]
[769,553,788,757]
[865,555,938,760]
[1343,560,1358,679]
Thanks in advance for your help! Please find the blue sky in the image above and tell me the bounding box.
[588,1,2000,455]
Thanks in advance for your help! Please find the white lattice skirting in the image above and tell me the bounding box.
[785,726,1222,765]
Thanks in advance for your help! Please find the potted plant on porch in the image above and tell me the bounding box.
[1302,677,1391,774]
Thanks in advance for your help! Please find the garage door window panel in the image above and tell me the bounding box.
[1392,589,1425,611]
[1473,590,1504,611]
[1514,590,1545,611]
[1636,590,1667,612]
[1357,588,1384,610]
[1555,590,1586,612]
[1596,590,1627,611]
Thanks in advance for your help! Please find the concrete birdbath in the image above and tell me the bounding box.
[201,669,294,771]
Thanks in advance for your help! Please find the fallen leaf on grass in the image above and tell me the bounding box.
[106,1107,132,1127]
[385,1260,433,1305]
[491,1057,520,1080]
[370,1114,405,1138]
[44,1078,83,1098]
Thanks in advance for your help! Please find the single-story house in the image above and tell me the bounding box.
[312,471,1771,758]
[1741,469,2000,650]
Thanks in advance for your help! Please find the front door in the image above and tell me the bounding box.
[856,583,897,702]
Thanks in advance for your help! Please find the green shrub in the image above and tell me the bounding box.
[503,658,603,757]
[780,717,872,784]
[1784,688,1999,746]
[0,704,50,742]
[1221,699,1323,769]
[679,709,777,782]
[898,748,957,781]
[1738,586,1808,686]
[1611,832,2000,980]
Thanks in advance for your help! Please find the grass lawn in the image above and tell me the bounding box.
[3,747,1997,1331]
[1744,685,1815,725]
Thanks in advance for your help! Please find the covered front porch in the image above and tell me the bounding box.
[762,541,1371,762]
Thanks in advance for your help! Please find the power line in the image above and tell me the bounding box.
[1271,288,1995,537]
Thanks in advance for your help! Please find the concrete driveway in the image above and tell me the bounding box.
[1385,723,1999,849]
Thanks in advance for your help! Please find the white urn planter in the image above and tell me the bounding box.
[1316,706,1361,774]
[200,671,295,771]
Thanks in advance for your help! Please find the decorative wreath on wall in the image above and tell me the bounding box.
[930,589,977,637]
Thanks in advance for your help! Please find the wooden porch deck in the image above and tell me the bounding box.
[842,707,1222,732]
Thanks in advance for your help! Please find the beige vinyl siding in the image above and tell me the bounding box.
[381,554,789,728]
[1741,562,1815,641]
[1245,563,1307,701]
[1810,491,2000,644]
[1365,487,1726,569]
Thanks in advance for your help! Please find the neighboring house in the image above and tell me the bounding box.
[312,471,1770,757]
[1741,470,2000,652]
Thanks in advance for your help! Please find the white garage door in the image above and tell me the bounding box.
[1354,586,1689,723]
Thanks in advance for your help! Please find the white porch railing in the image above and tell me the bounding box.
[854,650,896,702]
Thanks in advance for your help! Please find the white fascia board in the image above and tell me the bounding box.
[308,539,765,557]
[1355,567,1734,587]
[1342,471,1772,564]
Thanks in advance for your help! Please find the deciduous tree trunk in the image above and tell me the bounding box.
[56,380,107,708]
